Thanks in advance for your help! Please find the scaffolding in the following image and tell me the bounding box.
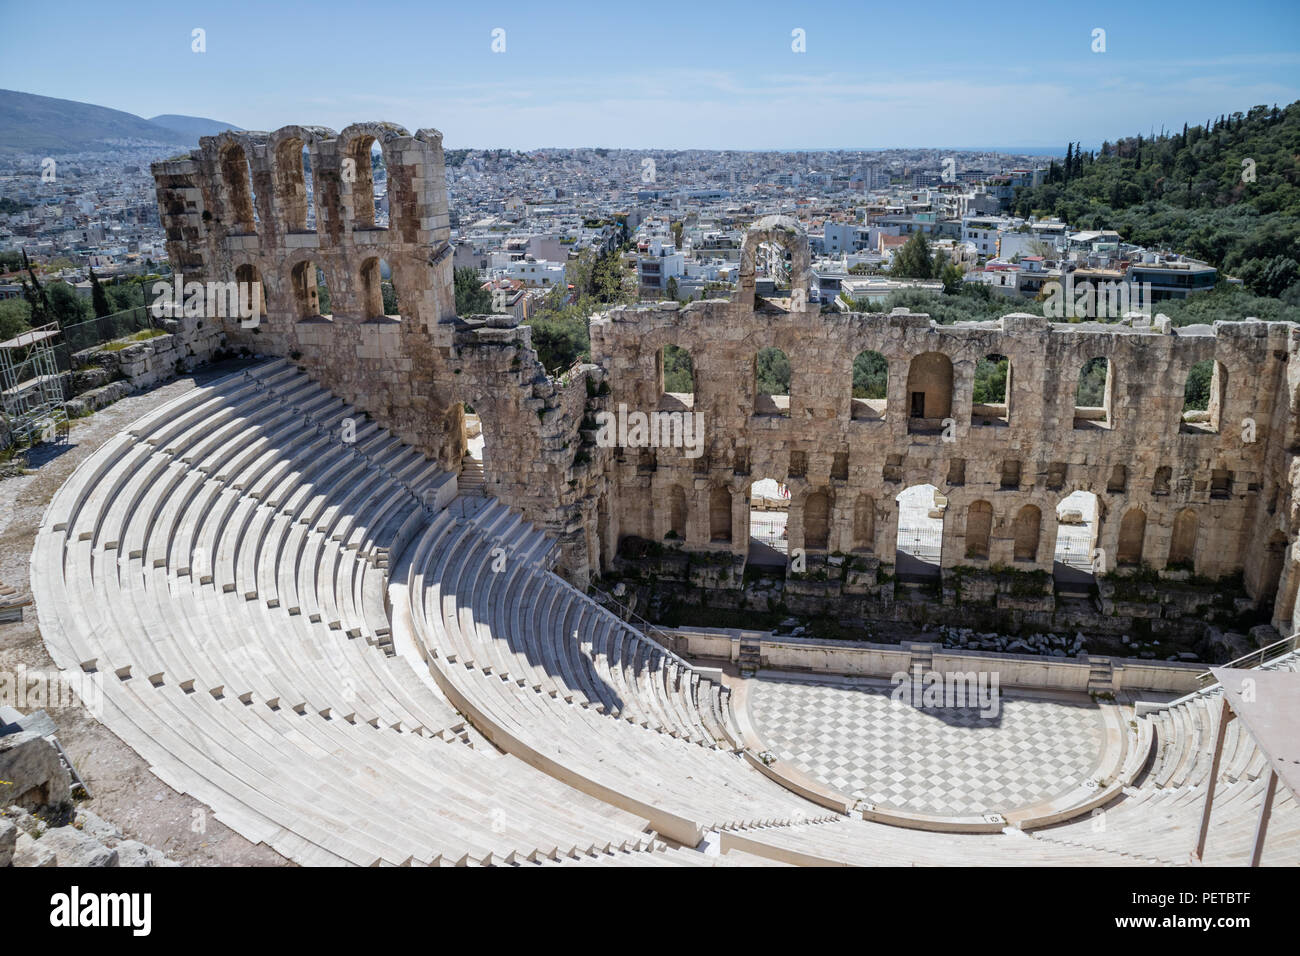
[0,322,69,447]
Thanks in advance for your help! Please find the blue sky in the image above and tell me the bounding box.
[2,0,1298,149]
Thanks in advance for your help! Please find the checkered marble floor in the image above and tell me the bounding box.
[746,676,1106,816]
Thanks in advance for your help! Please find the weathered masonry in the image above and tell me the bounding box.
[152,124,610,576]
[153,127,1300,635]
[590,218,1300,635]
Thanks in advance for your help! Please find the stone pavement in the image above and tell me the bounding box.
[746,674,1106,816]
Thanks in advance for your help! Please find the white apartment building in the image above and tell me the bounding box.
[505,258,566,288]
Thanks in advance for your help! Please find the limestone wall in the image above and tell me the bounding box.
[152,123,606,580]
[668,627,1204,695]
[151,125,1300,616]
[590,226,1300,629]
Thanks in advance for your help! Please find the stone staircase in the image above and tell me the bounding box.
[459,456,485,495]
[1086,656,1115,696]
[738,636,762,677]
[906,642,935,675]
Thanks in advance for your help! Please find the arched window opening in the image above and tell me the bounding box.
[659,344,695,409]
[219,143,256,234]
[358,257,400,321]
[1073,357,1113,429]
[1117,508,1147,567]
[851,349,887,421]
[291,260,330,321]
[754,347,790,417]
[746,477,788,565]
[972,354,1011,427]
[1053,491,1100,589]
[709,485,733,544]
[380,259,400,317]
[274,137,310,233]
[1181,360,1226,434]
[303,144,315,230]
[896,484,944,580]
[346,137,386,229]
[803,490,831,552]
[906,352,952,434]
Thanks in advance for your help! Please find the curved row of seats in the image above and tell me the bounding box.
[40,356,1292,866]
[1025,652,1300,865]
[407,499,736,746]
[718,656,1300,867]
[32,360,664,865]
[396,496,835,845]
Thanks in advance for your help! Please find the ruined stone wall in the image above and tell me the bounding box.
[590,223,1300,633]
[152,130,1300,626]
[152,123,606,579]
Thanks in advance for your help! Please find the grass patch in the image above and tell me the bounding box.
[100,328,166,352]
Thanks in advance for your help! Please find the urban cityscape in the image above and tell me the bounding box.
[1,0,1298,908]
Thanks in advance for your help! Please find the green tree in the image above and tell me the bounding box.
[852,350,888,399]
[754,347,790,396]
[973,356,1008,404]
[1076,357,1110,406]
[46,281,89,327]
[939,262,964,293]
[0,297,32,341]
[454,267,493,315]
[662,344,693,393]
[891,231,934,279]
[666,276,678,301]
[89,268,112,318]
[1184,360,1213,411]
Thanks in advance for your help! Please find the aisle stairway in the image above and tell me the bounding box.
[32,360,662,865]
[31,357,1298,866]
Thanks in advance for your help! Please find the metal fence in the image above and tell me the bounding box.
[748,510,789,553]
[896,524,942,562]
[61,307,156,354]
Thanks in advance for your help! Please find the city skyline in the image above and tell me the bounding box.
[1,0,1298,150]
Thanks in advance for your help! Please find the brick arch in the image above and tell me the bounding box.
[212,135,258,235]
[734,215,812,309]
[280,248,345,321]
[267,125,335,233]
[338,122,411,231]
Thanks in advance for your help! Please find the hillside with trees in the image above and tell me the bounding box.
[1012,102,1300,297]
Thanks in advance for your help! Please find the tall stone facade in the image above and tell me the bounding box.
[152,123,1300,634]
[591,226,1300,635]
[151,124,610,579]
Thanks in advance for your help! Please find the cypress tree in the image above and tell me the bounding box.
[89,268,112,318]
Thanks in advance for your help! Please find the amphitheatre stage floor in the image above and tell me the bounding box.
[744,673,1109,817]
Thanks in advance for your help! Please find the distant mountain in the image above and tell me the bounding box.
[0,90,237,155]
[148,114,242,140]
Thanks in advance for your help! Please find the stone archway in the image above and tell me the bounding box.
[734,215,812,311]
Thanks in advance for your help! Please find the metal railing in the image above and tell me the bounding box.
[61,306,156,354]
[584,579,689,664]
[548,357,586,387]
[1195,633,1300,687]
